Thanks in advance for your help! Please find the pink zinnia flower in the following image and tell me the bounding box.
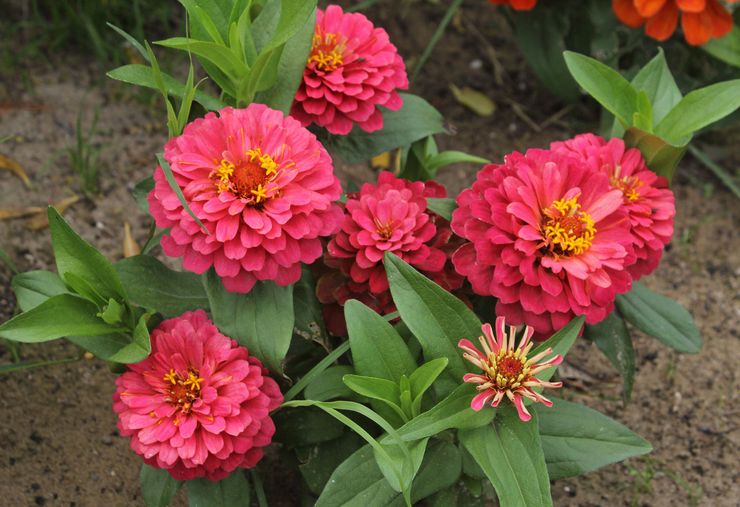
[551,134,675,280]
[148,104,343,293]
[113,310,283,481]
[451,149,634,337]
[459,317,563,422]
[318,172,463,335]
[290,5,409,135]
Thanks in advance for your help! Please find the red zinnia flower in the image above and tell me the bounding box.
[318,172,463,335]
[147,104,343,293]
[612,0,734,45]
[551,134,675,280]
[291,5,409,135]
[113,310,283,481]
[451,149,635,338]
[488,0,539,9]
[459,317,563,421]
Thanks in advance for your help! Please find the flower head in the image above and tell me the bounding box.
[488,0,539,9]
[113,310,283,481]
[291,5,409,135]
[147,104,343,293]
[451,148,634,337]
[612,0,734,45]
[318,172,463,335]
[551,134,675,279]
[459,317,563,421]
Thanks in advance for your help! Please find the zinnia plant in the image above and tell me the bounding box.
[612,0,734,45]
[452,148,635,336]
[113,310,282,480]
[291,4,409,134]
[1,1,738,506]
[459,317,563,421]
[148,104,343,293]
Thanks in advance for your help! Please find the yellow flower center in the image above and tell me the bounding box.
[163,368,204,414]
[610,174,642,202]
[211,148,283,204]
[484,349,530,390]
[308,32,345,72]
[542,195,596,257]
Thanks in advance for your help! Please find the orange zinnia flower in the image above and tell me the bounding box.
[612,0,734,45]
[488,0,539,10]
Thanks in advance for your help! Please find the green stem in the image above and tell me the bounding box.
[411,0,464,85]
[250,470,269,507]
[283,340,350,402]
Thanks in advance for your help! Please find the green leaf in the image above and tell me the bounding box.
[203,270,294,372]
[375,437,429,499]
[155,37,247,76]
[408,357,449,414]
[132,176,155,213]
[424,151,489,174]
[48,207,127,302]
[11,270,69,311]
[107,64,224,111]
[538,397,652,479]
[107,23,149,62]
[316,439,461,507]
[115,256,210,317]
[459,405,552,507]
[513,9,580,102]
[343,374,406,421]
[315,445,403,507]
[426,198,456,220]
[187,471,251,507]
[529,316,585,382]
[409,439,462,502]
[563,51,638,126]
[140,464,181,507]
[629,49,681,127]
[262,0,317,51]
[254,8,316,113]
[304,365,354,401]
[623,127,687,182]
[299,432,365,495]
[275,407,346,448]
[107,311,153,364]
[99,298,125,324]
[586,312,635,402]
[394,383,495,442]
[321,94,446,164]
[616,281,701,353]
[655,79,740,145]
[384,252,480,394]
[702,25,740,68]
[345,299,417,382]
[0,294,117,343]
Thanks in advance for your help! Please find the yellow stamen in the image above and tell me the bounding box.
[163,369,178,385]
[308,32,345,72]
[251,184,269,203]
[542,195,596,257]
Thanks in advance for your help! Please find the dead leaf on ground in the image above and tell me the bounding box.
[0,153,31,188]
[370,151,392,170]
[25,195,80,231]
[123,222,141,258]
[0,206,43,220]
[449,84,496,117]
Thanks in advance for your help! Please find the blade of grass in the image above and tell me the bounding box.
[156,154,210,235]
[411,0,463,85]
[687,144,740,200]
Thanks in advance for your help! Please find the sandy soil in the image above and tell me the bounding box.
[1,2,739,506]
